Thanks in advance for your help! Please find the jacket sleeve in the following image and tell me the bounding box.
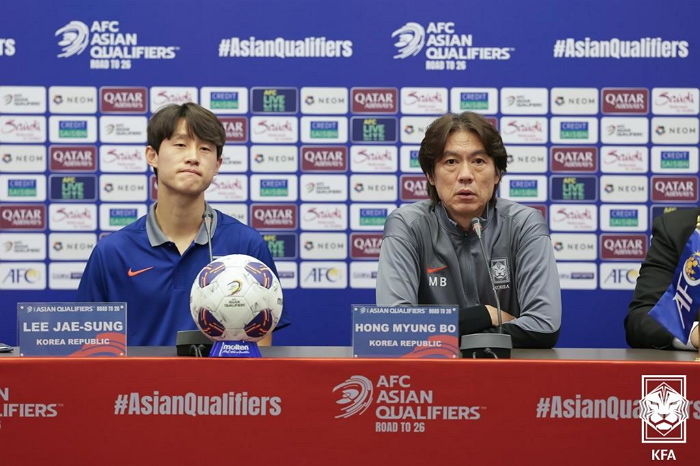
[376,213,421,306]
[625,213,686,349]
[483,210,561,348]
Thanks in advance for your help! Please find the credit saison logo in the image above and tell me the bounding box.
[55,20,179,70]
[109,208,137,227]
[391,21,514,72]
[217,34,353,58]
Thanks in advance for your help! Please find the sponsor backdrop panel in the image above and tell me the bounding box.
[0,0,698,348]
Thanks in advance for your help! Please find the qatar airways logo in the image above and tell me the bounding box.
[600,234,647,260]
[602,88,649,114]
[351,233,383,259]
[219,117,247,142]
[351,88,397,113]
[550,147,597,172]
[301,146,347,171]
[401,175,429,201]
[0,205,46,229]
[651,176,698,202]
[50,146,96,171]
[251,204,297,230]
[100,87,147,113]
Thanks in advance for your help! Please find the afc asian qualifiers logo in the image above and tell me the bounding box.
[392,22,425,59]
[333,375,374,419]
[640,375,688,443]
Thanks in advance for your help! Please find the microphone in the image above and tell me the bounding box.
[459,217,513,359]
[471,218,503,333]
[177,209,217,357]
[202,209,214,263]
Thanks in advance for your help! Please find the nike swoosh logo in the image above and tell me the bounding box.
[426,265,448,274]
[128,266,154,277]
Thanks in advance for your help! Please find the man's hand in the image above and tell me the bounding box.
[485,305,515,327]
[691,325,699,349]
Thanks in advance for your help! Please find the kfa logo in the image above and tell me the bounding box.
[490,258,510,289]
[640,375,688,444]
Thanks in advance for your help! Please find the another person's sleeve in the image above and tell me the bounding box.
[625,214,681,349]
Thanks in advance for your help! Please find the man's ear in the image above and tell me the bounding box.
[426,172,435,186]
[215,156,223,173]
[145,146,158,170]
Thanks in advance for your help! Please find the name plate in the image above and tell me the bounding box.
[18,302,127,357]
[352,305,459,358]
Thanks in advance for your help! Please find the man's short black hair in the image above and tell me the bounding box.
[148,102,226,157]
[418,112,508,204]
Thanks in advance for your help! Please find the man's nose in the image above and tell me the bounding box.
[457,162,474,182]
[184,146,200,164]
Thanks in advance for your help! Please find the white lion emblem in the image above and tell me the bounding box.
[640,382,689,435]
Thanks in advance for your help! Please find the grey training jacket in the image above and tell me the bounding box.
[376,198,561,348]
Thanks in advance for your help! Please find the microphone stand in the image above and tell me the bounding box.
[459,218,513,359]
[176,207,216,356]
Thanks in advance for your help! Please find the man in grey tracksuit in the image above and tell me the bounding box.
[376,112,561,348]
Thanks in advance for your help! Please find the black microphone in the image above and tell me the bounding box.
[459,217,512,358]
[201,209,214,263]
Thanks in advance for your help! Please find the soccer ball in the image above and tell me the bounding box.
[190,254,283,342]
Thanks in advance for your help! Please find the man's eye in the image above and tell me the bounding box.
[201,146,212,152]
[445,159,457,165]
[473,158,485,165]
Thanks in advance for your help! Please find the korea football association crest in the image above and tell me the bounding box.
[490,258,510,289]
[640,375,689,443]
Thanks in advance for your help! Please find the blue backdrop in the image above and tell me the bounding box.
[1,0,698,347]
